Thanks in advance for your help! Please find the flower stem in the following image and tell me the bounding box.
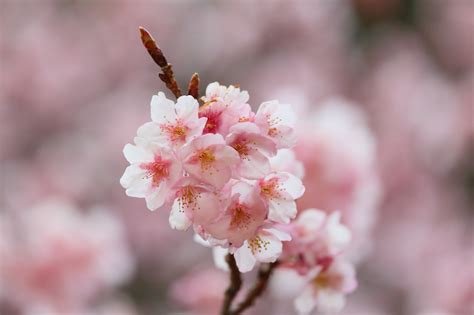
[221,254,242,315]
[230,261,279,315]
[138,27,182,99]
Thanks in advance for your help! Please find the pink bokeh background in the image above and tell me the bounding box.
[1,1,472,314]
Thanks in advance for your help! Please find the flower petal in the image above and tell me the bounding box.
[151,92,177,124]
[123,143,153,164]
[252,233,282,263]
[175,95,199,123]
[234,243,257,273]
[268,199,297,224]
[294,285,318,315]
[169,199,192,230]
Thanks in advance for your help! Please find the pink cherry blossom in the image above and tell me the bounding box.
[281,209,351,275]
[226,122,277,179]
[199,82,252,136]
[203,181,268,248]
[168,177,224,232]
[258,172,305,224]
[120,138,182,210]
[137,92,206,148]
[232,226,292,273]
[255,100,297,149]
[180,134,240,189]
[294,258,357,315]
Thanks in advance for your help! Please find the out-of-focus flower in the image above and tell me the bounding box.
[0,199,134,315]
[295,98,380,260]
[281,209,351,275]
[294,258,357,315]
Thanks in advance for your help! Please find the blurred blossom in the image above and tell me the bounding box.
[1,0,473,314]
[171,268,228,315]
[295,98,381,260]
[0,199,134,314]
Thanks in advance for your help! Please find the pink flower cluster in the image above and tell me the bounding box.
[278,209,357,314]
[120,82,305,272]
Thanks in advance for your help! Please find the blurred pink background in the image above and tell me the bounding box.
[1,0,473,314]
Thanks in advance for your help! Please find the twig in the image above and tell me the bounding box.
[221,254,242,315]
[139,26,182,98]
[230,261,279,315]
[187,73,200,99]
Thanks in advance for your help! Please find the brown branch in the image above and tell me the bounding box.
[221,254,242,315]
[187,73,200,99]
[139,26,182,98]
[230,261,280,315]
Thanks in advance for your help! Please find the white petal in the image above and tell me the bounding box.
[169,199,192,230]
[297,209,326,230]
[253,233,282,263]
[294,286,318,315]
[186,117,207,139]
[123,143,152,164]
[205,82,220,98]
[151,92,177,124]
[192,133,226,149]
[136,122,164,141]
[264,228,292,241]
[212,247,230,271]
[316,289,345,313]
[268,199,297,224]
[238,150,271,179]
[120,165,146,188]
[193,234,211,247]
[280,172,305,199]
[234,243,257,273]
[175,95,199,123]
[144,183,168,210]
[327,212,351,252]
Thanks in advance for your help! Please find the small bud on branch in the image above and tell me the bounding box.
[187,73,200,99]
[139,26,182,98]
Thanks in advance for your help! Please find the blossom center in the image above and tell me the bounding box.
[230,205,252,230]
[177,185,199,211]
[161,122,188,142]
[200,110,221,134]
[141,156,170,186]
[260,178,282,199]
[232,139,250,158]
[312,272,330,289]
[247,235,270,254]
[197,149,216,170]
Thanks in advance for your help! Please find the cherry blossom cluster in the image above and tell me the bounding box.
[279,209,357,314]
[120,82,305,272]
